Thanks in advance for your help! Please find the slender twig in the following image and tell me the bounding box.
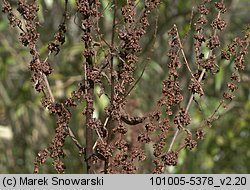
[186,69,206,113]
[175,25,195,78]
[103,116,110,129]
[68,127,84,151]
[168,129,179,152]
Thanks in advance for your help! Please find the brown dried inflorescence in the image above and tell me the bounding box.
[2,0,249,174]
[161,151,179,166]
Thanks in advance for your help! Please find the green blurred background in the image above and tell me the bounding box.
[0,0,250,173]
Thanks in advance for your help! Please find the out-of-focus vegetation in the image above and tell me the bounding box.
[0,0,250,173]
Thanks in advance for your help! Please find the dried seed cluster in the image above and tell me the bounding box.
[2,0,249,174]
